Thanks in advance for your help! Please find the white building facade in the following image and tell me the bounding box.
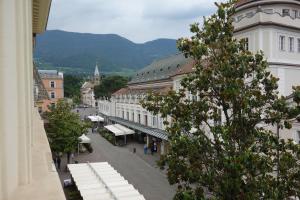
[0,0,65,199]
[234,0,300,96]
[98,0,300,151]
[234,0,300,143]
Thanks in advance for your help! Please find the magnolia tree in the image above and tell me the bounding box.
[45,100,89,154]
[142,1,300,199]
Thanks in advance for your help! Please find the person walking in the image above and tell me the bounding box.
[150,143,154,155]
[71,153,75,164]
[57,156,61,170]
[153,142,157,153]
[143,144,148,154]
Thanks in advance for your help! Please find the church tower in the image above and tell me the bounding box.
[94,62,101,85]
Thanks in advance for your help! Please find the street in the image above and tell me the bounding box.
[59,107,176,200]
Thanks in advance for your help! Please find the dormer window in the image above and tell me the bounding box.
[279,35,285,51]
[282,9,290,17]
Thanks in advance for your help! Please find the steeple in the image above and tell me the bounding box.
[94,62,100,77]
[93,62,101,85]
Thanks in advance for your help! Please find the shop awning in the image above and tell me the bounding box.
[68,162,145,200]
[104,124,134,136]
[114,124,135,135]
[87,116,104,122]
[109,117,168,140]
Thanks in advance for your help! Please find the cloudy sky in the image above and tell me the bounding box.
[47,0,221,43]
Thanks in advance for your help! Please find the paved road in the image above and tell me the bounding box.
[60,107,176,200]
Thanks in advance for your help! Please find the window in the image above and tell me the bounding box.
[138,114,141,124]
[132,112,134,121]
[289,37,294,52]
[50,81,55,88]
[279,35,285,51]
[144,115,148,126]
[152,116,157,127]
[282,9,290,17]
[298,39,300,52]
[292,10,298,19]
[127,112,129,120]
[241,37,249,50]
[50,92,55,99]
[122,111,124,119]
[297,131,300,144]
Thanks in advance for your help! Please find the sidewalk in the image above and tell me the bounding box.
[124,142,161,168]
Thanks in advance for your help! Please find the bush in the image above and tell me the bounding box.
[99,129,116,145]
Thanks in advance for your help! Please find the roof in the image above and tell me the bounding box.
[109,117,168,140]
[38,70,63,79]
[81,81,94,89]
[235,0,300,9]
[68,162,145,200]
[129,54,191,84]
[113,86,172,96]
[94,63,100,76]
[171,60,196,77]
[235,0,256,8]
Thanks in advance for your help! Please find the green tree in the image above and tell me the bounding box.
[64,74,83,105]
[94,75,128,98]
[45,100,89,154]
[142,1,300,199]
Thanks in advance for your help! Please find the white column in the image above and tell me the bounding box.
[0,0,21,198]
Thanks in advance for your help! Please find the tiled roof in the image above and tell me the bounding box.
[171,60,196,77]
[113,86,172,96]
[129,54,191,84]
[38,70,63,79]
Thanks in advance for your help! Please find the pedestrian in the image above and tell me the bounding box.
[57,156,61,170]
[150,143,154,155]
[67,152,71,164]
[143,144,148,154]
[71,153,75,163]
[153,142,157,153]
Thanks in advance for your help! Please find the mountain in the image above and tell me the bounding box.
[34,30,178,75]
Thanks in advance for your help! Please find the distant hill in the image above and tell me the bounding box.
[34,30,178,75]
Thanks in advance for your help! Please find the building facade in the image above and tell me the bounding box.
[0,0,65,199]
[98,54,193,154]
[234,0,300,143]
[234,0,300,96]
[38,70,64,112]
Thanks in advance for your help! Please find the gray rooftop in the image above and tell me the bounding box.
[129,54,190,84]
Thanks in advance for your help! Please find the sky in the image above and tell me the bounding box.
[47,0,221,43]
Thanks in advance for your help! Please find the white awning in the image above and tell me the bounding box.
[104,124,134,136]
[87,116,104,122]
[78,134,91,143]
[68,162,145,200]
[114,124,135,135]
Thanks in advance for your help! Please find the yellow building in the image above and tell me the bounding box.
[0,0,65,199]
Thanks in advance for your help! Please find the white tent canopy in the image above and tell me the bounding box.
[68,162,145,200]
[78,134,91,143]
[87,115,104,122]
[104,124,134,136]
